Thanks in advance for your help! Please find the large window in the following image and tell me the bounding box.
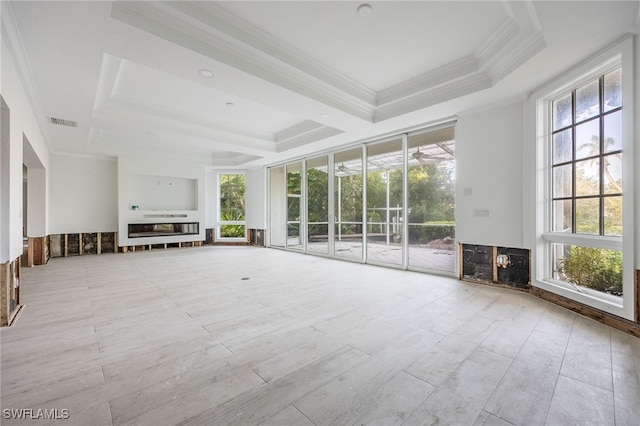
[218,173,246,240]
[551,69,622,237]
[536,38,634,320]
[550,69,623,297]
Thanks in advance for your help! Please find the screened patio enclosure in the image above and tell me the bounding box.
[268,125,456,274]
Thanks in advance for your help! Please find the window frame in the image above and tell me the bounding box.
[533,37,635,320]
[217,172,247,242]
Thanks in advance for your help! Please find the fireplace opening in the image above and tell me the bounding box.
[128,222,199,238]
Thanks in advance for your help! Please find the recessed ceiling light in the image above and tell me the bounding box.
[357,3,373,16]
[198,69,215,78]
[320,113,329,118]
[226,102,235,107]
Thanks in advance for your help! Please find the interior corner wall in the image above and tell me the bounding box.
[455,101,525,249]
[205,169,216,229]
[49,155,117,234]
[246,168,266,230]
[635,34,640,267]
[1,30,51,263]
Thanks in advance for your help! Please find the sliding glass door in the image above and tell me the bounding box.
[407,128,456,272]
[334,148,363,261]
[286,162,303,251]
[307,156,329,255]
[267,124,456,275]
[269,166,286,247]
[366,138,404,267]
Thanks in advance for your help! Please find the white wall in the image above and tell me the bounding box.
[26,167,46,237]
[636,35,640,266]
[49,155,117,234]
[205,170,216,229]
[246,168,266,230]
[1,12,51,262]
[455,101,524,249]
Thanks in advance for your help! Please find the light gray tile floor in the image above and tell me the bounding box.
[1,246,638,425]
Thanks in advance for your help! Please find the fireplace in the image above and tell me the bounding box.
[128,222,199,238]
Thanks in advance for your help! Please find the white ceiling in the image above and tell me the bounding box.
[4,1,640,168]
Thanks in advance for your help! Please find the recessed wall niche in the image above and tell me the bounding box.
[129,174,197,211]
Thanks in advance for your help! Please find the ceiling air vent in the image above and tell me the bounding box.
[48,116,78,128]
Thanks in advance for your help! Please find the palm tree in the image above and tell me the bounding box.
[580,135,622,193]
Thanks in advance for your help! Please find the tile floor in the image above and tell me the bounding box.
[1,246,639,425]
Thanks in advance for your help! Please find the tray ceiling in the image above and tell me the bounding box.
[4,1,639,167]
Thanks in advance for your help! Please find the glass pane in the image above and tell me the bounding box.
[575,159,599,196]
[603,153,622,194]
[269,167,286,247]
[407,129,456,272]
[367,138,403,266]
[552,199,572,232]
[307,156,329,255]
[307,224,329,254]
[287,223,302,250]
[335,223,363,260]
[286,162,303,251]
[553,164,572,198]
[604,68,621,111]
[286,163,302,195]
[575,197,599,234]
[575,118,600,160]
[553,93,572,130]
[604,196,622,236]
[334,148,363,260]
[219,173,246,222]
[553,244,622,296]
[604,110,622,152]
[220,225,245,238]
[287,196,300,221]
[575,79,600,122]
[552,129,572,164]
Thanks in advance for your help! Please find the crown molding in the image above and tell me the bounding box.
[476,18,521,69]
[503,0,542,32]
[374,72,492,122]
[484,29,546,83]
[1,2,53,154]
[377,56,480,106]
[275,120,323,143]
[276,125,344,153]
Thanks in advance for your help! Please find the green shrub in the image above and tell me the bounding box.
[559,246,622,296]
